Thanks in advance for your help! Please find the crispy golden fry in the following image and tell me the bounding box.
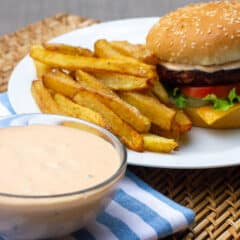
[43,70,81,97]
[43,43,93,57]
[76,69,114,95]
[30,45,156,78]
[173,110,192,133]
[34,60,51,80]
[42,67,151,133]
[151,79,170,104]
[94,39,154,65]
[119,92,176,131]
[110,41,158,64]
[150,124,180,141]
[93,92,151,133]
[31,80,61,114]
[74,90,144,151]
[150,111,191,141]
[54,93,108,128]
[94,72,151,91]
[76,70,151,132]
[143,134,178,153]
[94,39,126,59]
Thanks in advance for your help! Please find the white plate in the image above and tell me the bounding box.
[8,17,240,169]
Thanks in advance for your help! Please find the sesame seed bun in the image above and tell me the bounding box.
[146,1,240,66]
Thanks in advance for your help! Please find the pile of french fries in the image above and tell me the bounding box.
[30,40,192,153]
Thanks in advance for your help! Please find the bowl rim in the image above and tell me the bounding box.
[0,113,127,199]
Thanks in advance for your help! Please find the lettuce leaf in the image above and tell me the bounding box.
[204,88,240,111]
[172,88,188,108]
[171,88,240,111]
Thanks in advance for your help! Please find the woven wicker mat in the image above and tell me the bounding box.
[0,14,239,240]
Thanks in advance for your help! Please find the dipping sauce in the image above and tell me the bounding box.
[0,125,120,196]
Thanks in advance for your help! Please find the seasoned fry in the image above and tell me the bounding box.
[152,79,170,104]
[34,60,51,80]
[76,70,151,132]
[150,124,180,141]
[110,41,158,64]
[30,45,156,78]
[173,110,192,133]
[43,43,93,57]
[74,90,144,151]
[31,80,61,114]
[43,70,81,97]
[76,70,114,95]
[143,134,178,153]
[94,72,151,91]
[93,92,151,133]
[94,39,154,65]
[94,39,126,59]
[119,92,176,130]
[54,93,108,128]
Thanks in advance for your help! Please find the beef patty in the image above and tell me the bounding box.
[157,65,240,87]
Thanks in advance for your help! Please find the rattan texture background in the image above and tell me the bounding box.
[0,14,239,240]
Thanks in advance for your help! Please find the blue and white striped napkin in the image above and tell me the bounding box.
[0,92,195,239]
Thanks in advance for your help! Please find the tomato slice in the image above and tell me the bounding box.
[180,84,240,99]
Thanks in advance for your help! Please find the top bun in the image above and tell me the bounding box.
[146,1,240,66]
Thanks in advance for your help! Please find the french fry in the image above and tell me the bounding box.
[76,70,151,132]
[34,60,51,80]
[31,80,61,114]
[43,70,81,97]
[94,39,126,59]
[119,92,176,131]
[110,41,158,64]
[143,134,178,153]
[73,90,144,151]
[94,39,155,66]
[94,72,151,91]
[150,124,180,141]
[31,45,156,78]
[54,93,108,128]
[94,92,151,133]
[173,110,192,133]
[76,69,114,95]
[43,69,150,132]
[43,43,93,57]
[151,79,170,104]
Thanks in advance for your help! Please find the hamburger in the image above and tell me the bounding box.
[146,1,240,128]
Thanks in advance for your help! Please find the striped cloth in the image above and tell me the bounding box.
[0,92,195,239]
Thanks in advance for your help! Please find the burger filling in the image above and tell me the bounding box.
[158,65,240,111]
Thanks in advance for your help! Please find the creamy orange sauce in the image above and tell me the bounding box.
[0,125,120,196]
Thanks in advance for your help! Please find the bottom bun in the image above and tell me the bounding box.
[185,103,240,129]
